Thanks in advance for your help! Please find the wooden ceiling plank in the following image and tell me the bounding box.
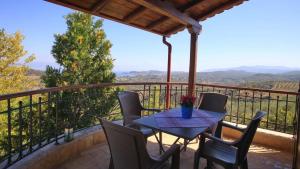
[167,0,244,35]
[98,12,165,36]
[130,0,201,28]
[123,6,147,23]
[46,0,164,36]
[92,0,109,13]
[179,0,206,12]
[146,16,169,30]
[165,24,185,36]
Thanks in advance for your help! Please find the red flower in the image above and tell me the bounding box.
[180,95,196,107]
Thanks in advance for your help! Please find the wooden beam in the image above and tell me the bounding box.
[123,6,147,23]
[146,16,168,30]
[131,0,201,28]
[91,0,109,13]
[146,1,204,31]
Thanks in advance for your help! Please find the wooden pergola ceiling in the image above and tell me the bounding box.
[46,0,246,36]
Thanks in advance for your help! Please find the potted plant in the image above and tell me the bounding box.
[180,95,196,119]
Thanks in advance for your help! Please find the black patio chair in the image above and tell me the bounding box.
[193,111,266,169]
[117,91,161,139]
[198,92,228,138]
[100,118,181,169]
[198,92,228,113]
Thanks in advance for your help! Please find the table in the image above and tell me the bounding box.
[134,108,226,151]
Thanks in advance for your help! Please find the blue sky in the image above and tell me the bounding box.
[0,0,299,72]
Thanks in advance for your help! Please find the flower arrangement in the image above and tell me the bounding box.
[180,95,196,107]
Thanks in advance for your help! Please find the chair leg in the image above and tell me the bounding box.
[193,150,200,169]
[159,131,163,154]
[241,158,248,169]
[109,156,114,169]
[207,160,213,169]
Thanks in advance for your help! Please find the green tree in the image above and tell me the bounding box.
[0,29,36,95]
[0,28,36,160]
[42,12,118,128]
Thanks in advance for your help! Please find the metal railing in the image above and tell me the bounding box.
[0,82,299,168]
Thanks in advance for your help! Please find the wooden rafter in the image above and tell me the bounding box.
[123,6,147,23]
[146,0,205,31]
[91,0,109,12]
[131,0,201,28]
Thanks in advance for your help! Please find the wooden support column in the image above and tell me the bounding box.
[187,25,202,96]
[163,36,172,109]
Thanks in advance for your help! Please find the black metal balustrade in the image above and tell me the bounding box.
[0,82,299,168]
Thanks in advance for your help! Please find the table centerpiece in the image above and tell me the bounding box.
[180,95,196,119]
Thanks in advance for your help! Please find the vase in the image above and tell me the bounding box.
[181,106,193,119]
[64,127,74,142]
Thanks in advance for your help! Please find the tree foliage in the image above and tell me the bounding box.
[42,12,115,86]
[0,29,36,94]
[41,12,119,128]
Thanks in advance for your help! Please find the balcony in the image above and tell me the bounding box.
[0,82,298,169]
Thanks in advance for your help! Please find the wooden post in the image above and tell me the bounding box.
[163,36,172,109]
[187,25,202,96]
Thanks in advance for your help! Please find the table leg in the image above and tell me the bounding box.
[153,130,165,153]
[183,139,188,151]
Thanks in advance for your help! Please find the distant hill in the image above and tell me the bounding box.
[24,68,300,91]
[27,69,44,76]
[205,66,300,74]
[116,70,300,91]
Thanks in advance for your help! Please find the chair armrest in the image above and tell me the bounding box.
[157,144,180,162]
[153,144,180,169]
[202,133,235,146]
[220,121,246,133]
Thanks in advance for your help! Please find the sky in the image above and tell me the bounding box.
[0,0,299,72]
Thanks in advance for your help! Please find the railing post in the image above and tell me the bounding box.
[292,82,300,169]
[29,95,33,153]
[18,101,23,159]
[55,92,59,145]
[7,99,12,166]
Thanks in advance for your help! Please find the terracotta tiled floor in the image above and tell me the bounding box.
[56,134,292,169]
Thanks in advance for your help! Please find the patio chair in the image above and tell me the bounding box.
[198,92,228,138]
[117,91,161,139]
[193,111,266,169]
[198,92,228,113]
[100,118,181,169]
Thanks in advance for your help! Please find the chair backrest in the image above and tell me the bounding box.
[198,93,228,113]
[117,91,143,125]
[100,118,152,169]
[236,111,266,162]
